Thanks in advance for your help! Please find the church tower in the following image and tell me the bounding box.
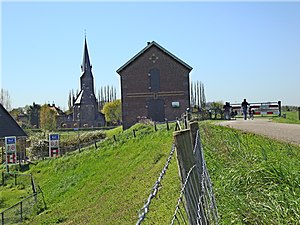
[73,37,105,127]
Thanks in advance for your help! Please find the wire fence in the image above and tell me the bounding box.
[136,144,176,225]
[136,119,219,225]
[1,192,38,225]
[0,172,46,225]
[1,172,35,190]
[172,129,218,225]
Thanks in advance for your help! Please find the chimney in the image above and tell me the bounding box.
[147,42,151,45]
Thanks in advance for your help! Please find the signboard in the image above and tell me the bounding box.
[49,134,60,157]
[172,102,180,108]
[5,136,17,164]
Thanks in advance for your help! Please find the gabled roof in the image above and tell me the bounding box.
[0,104,27,139]
[116,41,193,74]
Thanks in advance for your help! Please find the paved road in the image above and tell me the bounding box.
[219,118,300,146]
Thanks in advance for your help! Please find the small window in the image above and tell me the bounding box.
[172,102,180,108]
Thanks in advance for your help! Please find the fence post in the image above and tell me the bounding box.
[165,119,170,131]
[189,122,208,225]
[14,173,17,186]
[113,135,117,142]
[1,212,4,225]
[298,107,300,121]
[1,171,4,186]
[20,201,23,223]
[133,129,136,138]
[184,114,188,129]
[154,122,157,131]
[174,128,201,225]
[278,101,282,117]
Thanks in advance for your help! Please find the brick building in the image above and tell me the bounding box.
[117,41,192,129]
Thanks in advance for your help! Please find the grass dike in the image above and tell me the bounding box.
[2,121,299,224]
[24,123,180,225]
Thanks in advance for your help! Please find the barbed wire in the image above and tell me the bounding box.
[136,143,176,225]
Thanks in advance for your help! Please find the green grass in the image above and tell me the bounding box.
[0,186,32,211]
[272,111,300,124]
[24,123,180,225]
[2,121,299,224]
[201,123,300,224]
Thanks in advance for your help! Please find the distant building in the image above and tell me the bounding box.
[0,104,27,139]
[71,37,105,128]
[117,41,192,129]
[0,104,27,162]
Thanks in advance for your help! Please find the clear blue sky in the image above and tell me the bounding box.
[2,1,300,110]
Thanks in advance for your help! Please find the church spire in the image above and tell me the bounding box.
[81,37,92,72]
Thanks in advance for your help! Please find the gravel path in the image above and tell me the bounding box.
[219,118,300,146]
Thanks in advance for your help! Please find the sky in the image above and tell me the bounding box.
[1,1,300,110]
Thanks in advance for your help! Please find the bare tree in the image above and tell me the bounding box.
[0,88,12,111]
[190,81,206,110]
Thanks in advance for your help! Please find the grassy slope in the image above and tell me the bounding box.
[2,121,299,224]
[26,123,180,225]
[0,186,32,211]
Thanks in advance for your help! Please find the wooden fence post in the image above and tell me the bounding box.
[20,201,23,223]
[174,128,202,225]
[165,119,170,131]
[189,122,207,224]
[298,107,300,121]
[2,171,4,186]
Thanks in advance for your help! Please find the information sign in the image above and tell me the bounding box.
[5,136,17,164]
[49,134,60,157]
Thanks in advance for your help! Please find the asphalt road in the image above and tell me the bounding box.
[219,118,300,146]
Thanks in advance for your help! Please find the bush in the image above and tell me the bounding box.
[27,131,106,159]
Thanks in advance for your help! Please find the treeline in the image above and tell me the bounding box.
[190,81,206,110]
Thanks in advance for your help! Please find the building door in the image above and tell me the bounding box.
[149,68,160,92]
[147,99,165,122]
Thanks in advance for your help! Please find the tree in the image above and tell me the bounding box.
[40,104,57,131]
[190,81,206,110]
[0,88,11,111]
[97,85,117,109]
[200,82,206,109]
[68,90,73,110]
[101,100,122,125]
[210,101,224,109]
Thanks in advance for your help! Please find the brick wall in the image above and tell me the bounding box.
[119,45,191,129]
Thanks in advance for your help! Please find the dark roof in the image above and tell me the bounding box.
[0,104,27,139]
[81,37,92,73]
[116,41,193,74]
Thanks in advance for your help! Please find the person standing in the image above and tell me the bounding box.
[241,99,250,120]
[223,102,232,120]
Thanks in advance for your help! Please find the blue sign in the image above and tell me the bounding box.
[5,137,16,144]
[50,134,59,140]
